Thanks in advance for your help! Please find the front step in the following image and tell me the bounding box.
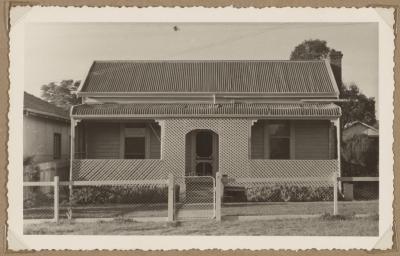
[185,190,214,203]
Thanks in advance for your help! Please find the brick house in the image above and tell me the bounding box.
[70,53,343,185]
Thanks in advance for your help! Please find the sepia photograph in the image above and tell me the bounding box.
[7,6,395,251]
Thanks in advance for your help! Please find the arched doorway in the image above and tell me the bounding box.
[185,129,219,177]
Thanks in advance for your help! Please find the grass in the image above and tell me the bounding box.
[24,214,379,236]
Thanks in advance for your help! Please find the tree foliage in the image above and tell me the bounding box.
[41,80,81,110]
[289,39,332,60]
[341,134,379,176]
[339,84,376,127]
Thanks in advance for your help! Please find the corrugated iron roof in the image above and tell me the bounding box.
[80,60,338,95]
[72,103,341,118]
[24,92,69,120]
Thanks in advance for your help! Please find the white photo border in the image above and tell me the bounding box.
[7,6,395,251]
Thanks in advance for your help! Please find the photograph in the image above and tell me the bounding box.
[6,6,395,251]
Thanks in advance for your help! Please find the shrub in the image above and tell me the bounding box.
[24,189,53,208]
[23,155,40,181]
[72,185,168,205]
[245,185,333,202]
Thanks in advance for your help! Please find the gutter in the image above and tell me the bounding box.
[24,108,70,122]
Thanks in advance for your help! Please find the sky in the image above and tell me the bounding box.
[25,22,378,102]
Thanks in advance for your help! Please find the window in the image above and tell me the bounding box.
[269,122,290,159]
[125,137,146,159]
[53,133,61,159]
[124,126,147,159]
[122,122,161,159]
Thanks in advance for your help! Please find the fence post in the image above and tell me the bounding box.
[168,174,175,221]
[215,172,222,221]
[333,172,338,215]
[53,176,59,223]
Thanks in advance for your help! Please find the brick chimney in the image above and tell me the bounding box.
[329,50,343,93]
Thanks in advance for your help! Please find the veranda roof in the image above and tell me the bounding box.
[71,103,341,119]
[79,60,339,96]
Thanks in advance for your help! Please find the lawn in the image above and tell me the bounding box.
[24,214,379,236]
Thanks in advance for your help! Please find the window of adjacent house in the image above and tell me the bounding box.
[269,121,290,159]
[53,133,61,159]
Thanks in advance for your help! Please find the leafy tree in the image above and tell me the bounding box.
[339,83,376,127]
[341,134,379,176]
[290,39,331,60]
[41,80,81,110]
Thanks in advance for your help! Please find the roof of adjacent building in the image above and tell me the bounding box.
[79,60,339,96]
[24,92,69,121]
[72,103,341,118]
[343,121,379,137]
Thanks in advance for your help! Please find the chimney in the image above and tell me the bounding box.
[329,50,343,94]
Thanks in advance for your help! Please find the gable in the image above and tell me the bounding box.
[78,60,339,97]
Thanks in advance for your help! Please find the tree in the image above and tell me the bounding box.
[341,134,379,177]
[41,80,81,110]
[289,39,332,60]
[339,83,376,127]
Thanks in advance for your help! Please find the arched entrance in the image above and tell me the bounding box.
[185,129,219,177]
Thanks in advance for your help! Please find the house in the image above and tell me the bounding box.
[343,121,379,142]
[70,52,343,185]
[23,92,70,181]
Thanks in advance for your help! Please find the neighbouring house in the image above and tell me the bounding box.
[23,92,70,182]
[70,52,343,193]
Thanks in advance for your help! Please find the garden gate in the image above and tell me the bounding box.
[175,176,216,220]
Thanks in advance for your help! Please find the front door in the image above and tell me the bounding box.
[195,132,214,176]
[187,130,218,177]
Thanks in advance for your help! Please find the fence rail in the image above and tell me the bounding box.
[338,177,379,182]
[23,174,379,223]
